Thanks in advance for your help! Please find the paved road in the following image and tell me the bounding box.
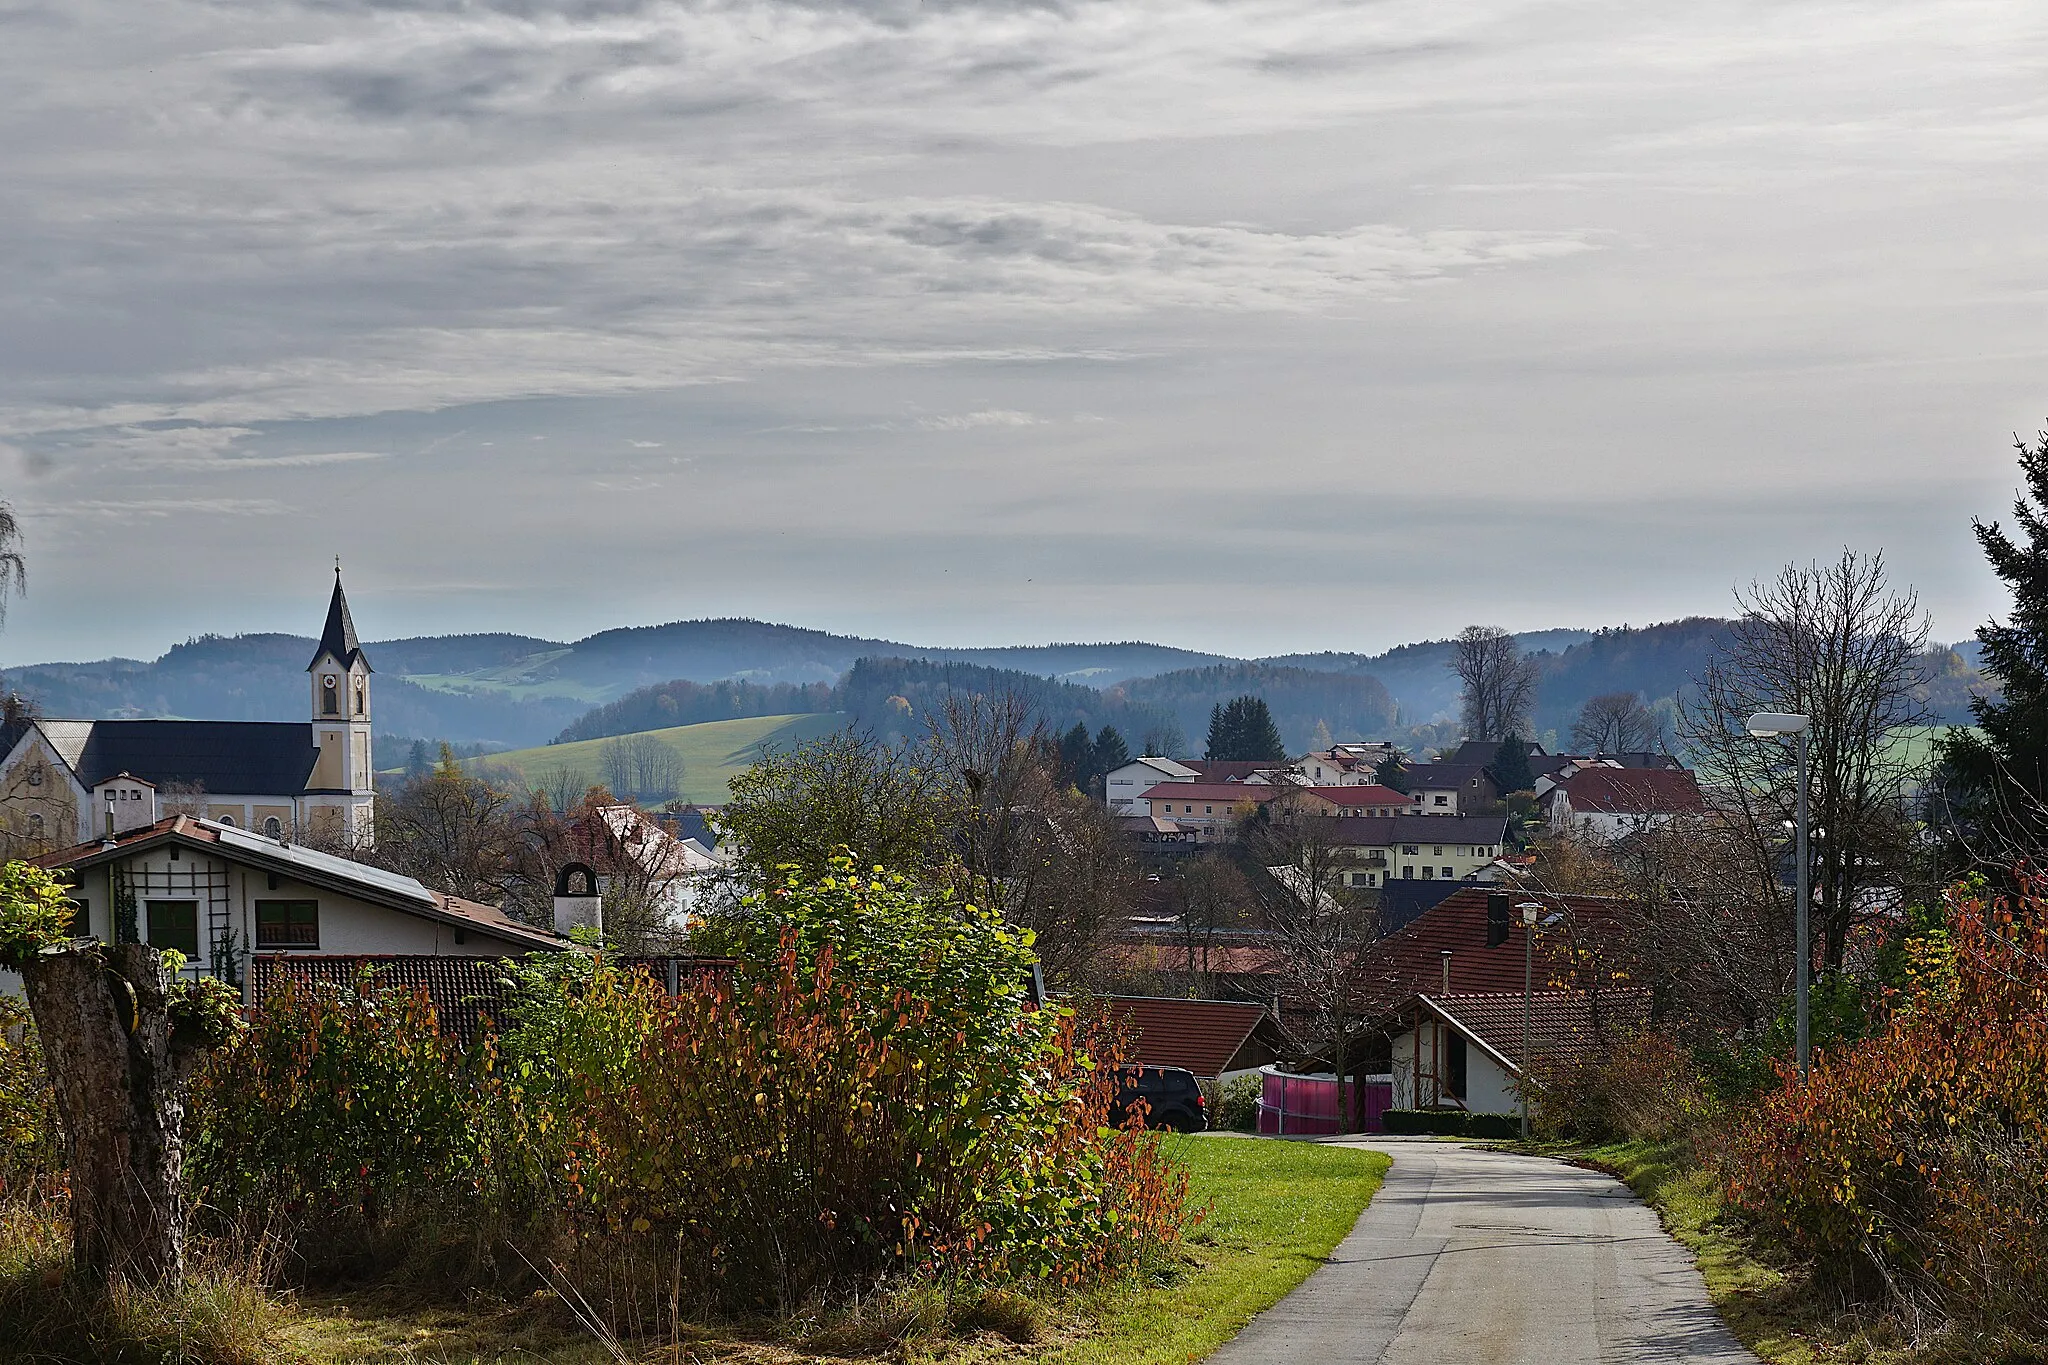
[1207,1138,1761,1365]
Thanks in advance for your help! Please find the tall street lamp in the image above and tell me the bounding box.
[1517,900,1542,1139]
[1746,711,1812,1082]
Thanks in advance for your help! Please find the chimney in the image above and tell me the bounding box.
[1440,948,1453,994]
[1487,892,1510,948]
[552,862,603,940]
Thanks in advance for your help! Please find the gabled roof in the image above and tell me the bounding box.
[1098,995,1268,1077]
[1560,766,1704,815]
[1112,756,1199,780]
[1182,760,1287,783]
[308,572,372,672]
[36,816,563,951]
[1401,762,1494,791]
[27,719,316,795]
[1347,887,1625,1018]
[1141,782,1287,804]
[1446,739,1548,766]
[1413,989,1653,1071]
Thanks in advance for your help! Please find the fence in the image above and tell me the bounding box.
[1255,1067,1394,1135]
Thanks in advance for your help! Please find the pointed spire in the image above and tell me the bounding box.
[307,565,372,673]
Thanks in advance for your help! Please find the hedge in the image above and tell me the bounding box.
[1380,1109,1521,1138]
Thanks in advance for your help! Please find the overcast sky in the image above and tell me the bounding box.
[0,0,2041,664]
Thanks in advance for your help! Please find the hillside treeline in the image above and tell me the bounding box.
[836,658,1172,745]
[553,678,835,743]
[1107,663,1395,752]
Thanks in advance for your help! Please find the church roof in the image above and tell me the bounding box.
[308,572,371,673]
[36,719,317,795]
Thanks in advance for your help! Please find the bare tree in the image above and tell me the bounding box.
[597,733,687,804]
[511,789,695,951]
[925,692,1135,986]
[1570,692,1664,754]
[1679,550,1931,972]
[1454,626,1539,742]
[716,727,950,885]
[1242,801,1377,1129]
[1175,853,1255,998]
[369,747,522,904]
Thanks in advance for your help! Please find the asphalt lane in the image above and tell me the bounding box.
[1205,1138,1761,1365]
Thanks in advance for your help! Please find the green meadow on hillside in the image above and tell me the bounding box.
[459,712,849,805]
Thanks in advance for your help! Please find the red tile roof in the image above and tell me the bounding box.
[1347,887,1625,1018]
[1141,783,1286,804]
[1098,995,1268,1077]
[1418,989,1653,1070]
[1560,767,1705,814]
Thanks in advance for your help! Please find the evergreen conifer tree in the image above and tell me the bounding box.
[1374,753,1411,793]
[1489,734,1535,795]
[1091,725,1130,782]
[1058,722,1093,787]
[1939,431,2048,862]
[1205,696,1287,762]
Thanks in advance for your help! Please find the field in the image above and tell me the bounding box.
[459,712,849,805]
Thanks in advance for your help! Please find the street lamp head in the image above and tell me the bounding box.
[1745,711,1811,738]
[1516,901,1541,927]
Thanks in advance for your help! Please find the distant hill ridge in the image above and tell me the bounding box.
[12,612,1979,755]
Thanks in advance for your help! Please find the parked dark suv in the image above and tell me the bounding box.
[1109,1066,1208,1132]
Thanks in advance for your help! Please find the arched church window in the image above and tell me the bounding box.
[322,675,339,715]
[353,681,366,716]
[263,816,284,839]
[27,813,43,836]
[218,814,237,828]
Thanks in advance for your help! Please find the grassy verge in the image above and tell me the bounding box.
[1572,1138,1993,1365]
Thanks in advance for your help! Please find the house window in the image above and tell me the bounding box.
[255,899,319,949]
[1442,867,1454,879]
[263,816,284,839]
[1434,846,1444,857]
[1402,865,1414,878]
[1402,845,1418,855]
[146,901,199,957]
[1422,866,1434,879]
[1204,805,1213,814]
[1433,794,1448,806]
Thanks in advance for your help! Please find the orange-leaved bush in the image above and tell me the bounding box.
[1726,879,2048,1329]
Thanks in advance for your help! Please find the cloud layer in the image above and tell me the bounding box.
[2,0,2044,658]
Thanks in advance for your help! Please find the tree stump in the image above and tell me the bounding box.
[22,942,209,1286]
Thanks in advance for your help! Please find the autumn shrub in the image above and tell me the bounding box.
[1526,1030,1714,1145]
[0,998,60,1199]
[188,972,539,1281]
[1725,881,2048,1334]
[192,861,1196,1326]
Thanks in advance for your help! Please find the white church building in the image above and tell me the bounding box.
[0,571,379,855]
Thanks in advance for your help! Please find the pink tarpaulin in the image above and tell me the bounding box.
[1255,1068,1393,1134]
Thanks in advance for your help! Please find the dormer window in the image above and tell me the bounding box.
[322,675,339,715]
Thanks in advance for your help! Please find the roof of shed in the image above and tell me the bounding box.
[1099,995,1268,1077]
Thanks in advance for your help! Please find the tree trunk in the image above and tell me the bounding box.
[22,942,203,1287]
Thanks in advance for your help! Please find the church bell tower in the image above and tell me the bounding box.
[306,562,375,841]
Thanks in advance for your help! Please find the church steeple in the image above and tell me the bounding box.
[308,560,371,674]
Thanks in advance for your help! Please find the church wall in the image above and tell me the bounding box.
[0,737,83,859]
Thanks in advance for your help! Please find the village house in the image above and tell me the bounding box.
[0,571,378,855]
[1395,762,1498,816]
[1299,742,1400,786]
[1542,766,1706,839]
[1319,814,1510,888]
[1104,756,1201,815]
[11,814,565,1000]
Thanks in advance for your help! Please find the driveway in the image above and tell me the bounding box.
[1206,1138,1761,1365]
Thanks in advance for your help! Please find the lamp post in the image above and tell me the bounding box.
[1517,900,1541,1139]
[1746,711,1812,1082]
